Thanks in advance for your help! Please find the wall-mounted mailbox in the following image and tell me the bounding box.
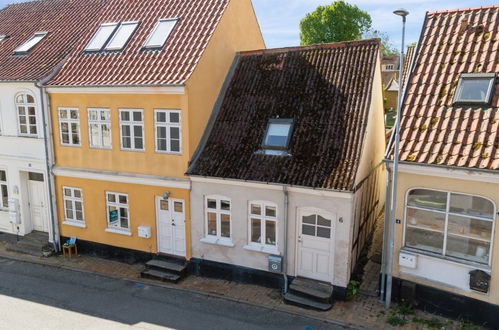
[138,226,151,238]
[469,270,490,293]
[268,255,282,273]
[8,198,20,225]
[399,252,417,269]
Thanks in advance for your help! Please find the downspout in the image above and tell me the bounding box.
[35,82,60,252]
[379,161,392,302]
[282,185,289,293]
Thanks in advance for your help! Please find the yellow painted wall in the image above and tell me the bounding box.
[393,171,499,305]
[56,176,192,257]
[185,0,265,153]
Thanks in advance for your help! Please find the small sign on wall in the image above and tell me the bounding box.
[109,210,119,224]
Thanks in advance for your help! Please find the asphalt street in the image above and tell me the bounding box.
[0,258,345,330]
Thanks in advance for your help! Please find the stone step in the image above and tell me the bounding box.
[23,231,49,243]
[6,243,43,257]
[141,269,181,283]
[17,239,45,250]
[145,259,187,274]
[289,278,333,302]
[283,292,332,311]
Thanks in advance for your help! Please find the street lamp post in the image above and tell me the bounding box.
[385,8,409,310]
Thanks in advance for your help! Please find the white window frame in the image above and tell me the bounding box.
[14,31,47,54]
[62,187,85,226]
[0,169,8,210]
[105,191,130,234]
[88,108,112,149]
[154,109,182,154]
[246,201,278,253]
[404,188,496,266]
[143,18,178,49]
[104,21,139,51]
[119,109,144,151]
[0,35,6,42]
[453,73,496,105]
[58,107,81,147]
[203,195,232,245]
[15,92,38,137]
[85,23,119,51]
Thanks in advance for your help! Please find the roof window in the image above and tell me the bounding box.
[85,23,119,51]
[261,119,293,155]
[454,73,496,105]
[0,35,6,42]
[14,32,47,54]
[105,22,139,51]
[143,18,178,49]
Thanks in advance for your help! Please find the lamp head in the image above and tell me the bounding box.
[393,8,409,17]
[163,191,171,200]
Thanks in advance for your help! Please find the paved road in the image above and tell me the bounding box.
[0,258,345,330]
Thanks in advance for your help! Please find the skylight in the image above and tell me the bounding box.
[262,119,293,151]
[454,73,496,104]
[14,32,47,54]
[0,35,6,42]
[105,22,139,51]
[144,18,178,49]
[85,23,118,51]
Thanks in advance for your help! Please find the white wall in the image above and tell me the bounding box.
[190,178,354,287]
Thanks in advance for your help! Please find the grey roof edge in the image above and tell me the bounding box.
[384,159,499,174]
[186,52,241,175]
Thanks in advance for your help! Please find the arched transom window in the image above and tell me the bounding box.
[16,92,37,136]
[405,189,495,265]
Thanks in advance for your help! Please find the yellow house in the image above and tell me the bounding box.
[385,6,499,327]
[45,0,265,261]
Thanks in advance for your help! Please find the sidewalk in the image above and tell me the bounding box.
[0,239,474,330]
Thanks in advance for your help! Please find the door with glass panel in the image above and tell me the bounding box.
[28,172,48,232]
[156,197,186,257]
[297,208,335,282]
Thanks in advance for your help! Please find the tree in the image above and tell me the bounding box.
[364,30,399,56]
[300,1,372,45]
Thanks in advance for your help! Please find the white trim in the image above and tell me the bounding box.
[46,86,185,95]
[62,186,85,225]
[53,167,190,189]
[190,176,353,199]
[14,31,48,53]
[397,163,499,184]
[58,107,81,147]
[106,191,130,232]
[247,200,278,250]
[105,227,132,236]
[154,109,182,154]
[200,236,235,247]
[243,244,280,255]
[62,221,86,228]
[204,195,232,240]
[119,109,144,151]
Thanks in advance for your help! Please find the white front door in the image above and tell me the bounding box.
[297,208,335,282]
[28,172,48,232]
[156,197,186,257]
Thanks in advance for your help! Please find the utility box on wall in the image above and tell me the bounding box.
[8,198,20,225]
[268,255,282,273]
[138,226,151,238]
[399,252,417,269]
[469,270,490,293]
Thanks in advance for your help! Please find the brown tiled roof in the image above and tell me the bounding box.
[396,6,499,170]
[188,40,381,191]
[48,0,229,86]
[401,45,415,88]
[0,0,109,81]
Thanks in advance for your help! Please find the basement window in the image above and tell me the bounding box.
[14,32,47,54]
[143,18,178,49]
[454,73,495,105]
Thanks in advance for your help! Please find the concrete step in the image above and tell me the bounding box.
[6,243,43,257]
[17,239,45,250]
[23,231,49,243]
[283,292,332,311]
[289,278,333,303]
[145,259,187,275]
[141,269,181,283]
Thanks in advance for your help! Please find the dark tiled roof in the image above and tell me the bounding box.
[0,0,109,81]
[188,40,381,191]
[48,0,228,86]
[396,6,499,170]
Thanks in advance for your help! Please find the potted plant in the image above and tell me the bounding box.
[41,244,54,257]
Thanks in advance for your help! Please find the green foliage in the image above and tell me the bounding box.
[346,280,360,300]
[364,30,399,56]
[395,303,415,316]
[300,1,372,45]
[412,317,449,329]
[387,316,408,326]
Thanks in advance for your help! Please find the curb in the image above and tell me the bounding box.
[0,252,366,330]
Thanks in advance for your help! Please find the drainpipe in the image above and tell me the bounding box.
[35,82,60,252]
[379,162,392,302]
[282,186,289,293]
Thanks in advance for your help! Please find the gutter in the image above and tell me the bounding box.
[384,159,499,175]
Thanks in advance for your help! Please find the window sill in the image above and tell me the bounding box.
[243,244,279,255]
[105,228,132,236]
[63,221,86,228]
[200,237,234,247]
[155,150,183,156]
[401,247,491,271]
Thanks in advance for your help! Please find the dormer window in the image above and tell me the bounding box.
[454,73,496,105]
[261,119,293,155]
[143,18,178,49]
[14,32,47,54]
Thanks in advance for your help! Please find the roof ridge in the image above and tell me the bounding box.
[429,5,499,15]
[239,38,380,57]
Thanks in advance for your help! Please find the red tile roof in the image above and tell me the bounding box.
[48,0,229,86]
[401,44,415,89]
[0,0,109,81]
[188,40,381,191]
[396,6,499,170]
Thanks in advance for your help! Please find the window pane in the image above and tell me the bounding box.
[89,110,98,121]
[448,215,493,241]
[406,208,445,232]
[174,201,183,213]
[1,185,7,208]
[59,109,68,119]
[157,111,166,122]
[26,95,34,103]
[86,23,118,51]
[170,112,180,123]
[221,214,230,238]
[251,218,261,243]
[74,190,81,198]
[16,94,24,103]
[108,194,116,202]
[28,107,35,116]
[317,215,331,227]
[70,110,78,119]
[303,215,316,225]
[158,139,167,151]
[145,19,177,48]
[265,123,291,147]
[446,236,490,264]
[133,125,142,137]
[302,224,315,236]
[121,111,130,121]
[89,124,100,146]
[450,193,494,219]
[102,125,111,147]
[221,200,230,211]
[133,111,142,121]
[457,79,492,102]
[407,189,447,211]
[157,127,166,139]
[65,200,73,212]
[207,212,217,236]
[207,199,216,209]
[160,200,168,210]
[405,227,444,254]
[123,137,131,149]
[250,204,261,215]
[171,140,180,152]
[15,33,46,53]
[119,195,127,204]
[265,221,276,245]
[134,137,143,150]
[0,171,6,182]
[265,205,276,217]
[76,210,83,221]
[317,227,331,239]
[64,188,72,197]
[170,127,179,139]
[105,22,138,50]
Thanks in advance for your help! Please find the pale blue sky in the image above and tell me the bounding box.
[1,0,496,49]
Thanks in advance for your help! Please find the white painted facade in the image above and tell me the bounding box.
[0,82,56,242]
